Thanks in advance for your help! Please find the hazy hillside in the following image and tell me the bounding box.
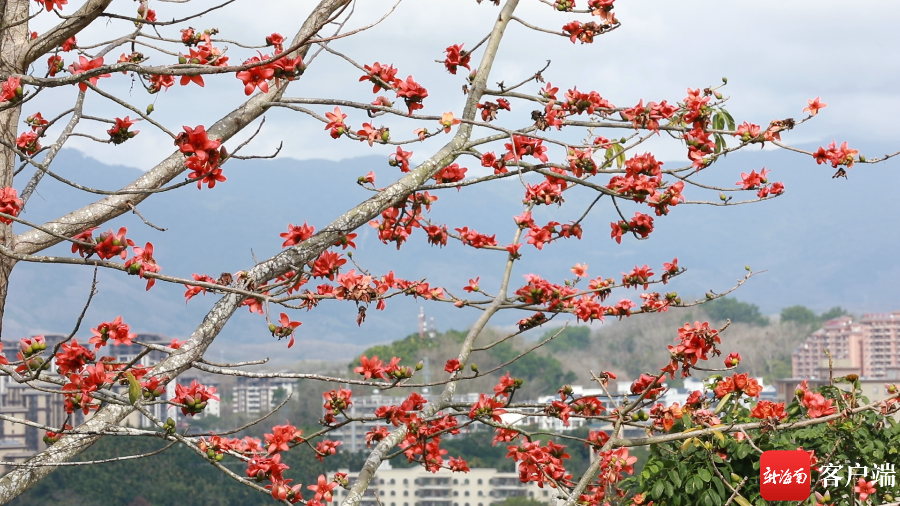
[6,145,899,364]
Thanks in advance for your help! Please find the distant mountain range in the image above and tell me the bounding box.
[7,146,899,364]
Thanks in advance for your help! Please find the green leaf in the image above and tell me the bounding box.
[126,372,141,405]
[698,468,712,482]
[734,497,752,506]
[685,475,696,494]
[652,480,665,499]
[670,469,683,488]
[723,110,736,130]
[665,480,674,497]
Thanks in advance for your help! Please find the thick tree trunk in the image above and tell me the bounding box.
[0,0,30,333]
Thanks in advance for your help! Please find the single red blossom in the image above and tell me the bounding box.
[0,76,22,103]
[439,112,461,133]
[67,56,110,91]
[236,53,275,95]
[333,233,357,250]
[280,221,315,248]
[855,478,876,501]
[360,62,400,93]
[0,187,23,224]
[93,227,134,260]
[308,474,338,503]
[324,107,348,138]
[265,423,303,454]
[444,359,461,373]
[184,273,217,302]
[124,242,161,290]
[16,131,40,155]
[60,36,76,52]
[468,393,506,422]
[803,96,827,116]
[724,352,741,367]
[571,263,588,277]
[314,440,341,462]
[148,74,175,93]
[270,313,302,348]
[37,0,68,12]
[266,33,285,52]
[802,390,836,418]
[89,316,137,348]
[463,277,480,293]
[354,355,386,380]
[389,146,413,172]
[448,457,470,473]
[107,116,140,145]
[443,44,470,74]
[46,55,65,77]
[434,163,467,184]
[395,75,428,115]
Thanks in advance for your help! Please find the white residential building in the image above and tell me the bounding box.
[232,376,296,415]
[332,461,554,506]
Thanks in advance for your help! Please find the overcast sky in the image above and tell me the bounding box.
[28,0,900,170]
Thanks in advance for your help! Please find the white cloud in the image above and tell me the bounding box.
[22,0,900,170]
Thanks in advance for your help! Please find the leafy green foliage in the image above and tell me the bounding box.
[353,329,468,368]
[10,435,367,506]
[780,305,818,326]
[819,306,850,322]
[781,305,850,327]
[702,297,769,326]
[625,380,900,505]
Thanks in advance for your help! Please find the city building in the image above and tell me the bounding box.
[232,376,296,416]
[331,461,553,506]
[792,312,900,380]
[0,333,196,471]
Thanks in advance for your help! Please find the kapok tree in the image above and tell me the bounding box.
[0,0,897,505]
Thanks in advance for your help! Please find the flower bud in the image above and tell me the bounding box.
[146,104,154,114]
[470,363,478,372]
[721,77,728,84]
[415,361,424,371]
[178,56,187,64]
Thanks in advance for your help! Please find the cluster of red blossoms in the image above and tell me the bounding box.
[510,260,675,325]
[736,167,785,199]
[514,209,582,252]
[368,191,440,249]
[663,321,722,378]
[814,140,859,169]
[9,316,190,417]
[714,373,763,399]
[607,153,685,216]
[175,125,227,189]
[358,62,428,115]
